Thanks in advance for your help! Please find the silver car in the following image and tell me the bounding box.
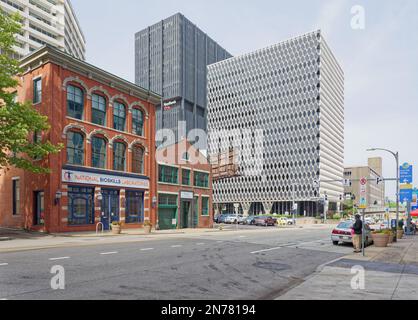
[331,221,374,246]
[224,214,241,224]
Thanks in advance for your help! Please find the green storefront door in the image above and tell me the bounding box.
[181,201,191,229]
[158,194,178,230]
[158,208,177,230]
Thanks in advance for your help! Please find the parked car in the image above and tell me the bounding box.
[254,216,276,227]
[244,215,256,225]
[214,214,228,224]
[277,217,294,226]
[331,220,374,246]
[237,215,247,225]
[224,214,241,224]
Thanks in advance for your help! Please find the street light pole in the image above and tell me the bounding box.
[367,148,400,242]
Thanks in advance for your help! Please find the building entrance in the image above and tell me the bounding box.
[101,189,120,230]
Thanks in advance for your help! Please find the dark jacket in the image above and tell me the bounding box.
[353,219,363,235]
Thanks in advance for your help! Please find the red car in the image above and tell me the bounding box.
[254,216,276,227]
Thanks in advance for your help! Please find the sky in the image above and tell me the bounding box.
[71,0,418,199]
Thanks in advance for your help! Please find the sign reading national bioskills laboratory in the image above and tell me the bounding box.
[62,169,149,189]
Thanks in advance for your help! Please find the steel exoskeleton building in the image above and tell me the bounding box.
[135,13,232,142]
[207,31,344,217]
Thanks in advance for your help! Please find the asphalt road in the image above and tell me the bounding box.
[0,226,353,300]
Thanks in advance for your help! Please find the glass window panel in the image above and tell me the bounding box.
[67,132,84,165]
[92,137,106,169]
[113,142,126,171]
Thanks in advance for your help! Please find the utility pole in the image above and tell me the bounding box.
[367,148,400,242]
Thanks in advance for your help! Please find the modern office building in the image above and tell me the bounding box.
[0,45,160,233]
[344,157,385,208]
[135,13,232,142]
[207,30,345,217]
[0,0,86,60]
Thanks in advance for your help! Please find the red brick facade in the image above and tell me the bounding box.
[156,140,213,229]
[0,47,160,233]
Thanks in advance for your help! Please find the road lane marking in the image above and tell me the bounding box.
[100,252,118,255]
[0,263,8,266]
[251,247,282,254]
[140,248,154,251]
[49,257,70,261]
[171,245,183,248]
[196,243,205,246]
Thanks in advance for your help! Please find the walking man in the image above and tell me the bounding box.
[352,214,363,253]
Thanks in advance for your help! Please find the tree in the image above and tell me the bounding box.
[0,9,62,174]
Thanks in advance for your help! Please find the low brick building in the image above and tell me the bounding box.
[156,140,213,230]
[0,45,160,233]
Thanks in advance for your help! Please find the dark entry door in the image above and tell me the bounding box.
[34,191,44,226]
[101,189,120,230]
[181,201,191,229]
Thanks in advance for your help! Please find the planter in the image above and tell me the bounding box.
[111,225,121,235]
[144,225,152,234]
[397,230,404,240]
[372,233,389,248]
[387,233,394,244]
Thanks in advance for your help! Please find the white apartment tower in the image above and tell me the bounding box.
[207,31,344,217]
[0,0,86,60]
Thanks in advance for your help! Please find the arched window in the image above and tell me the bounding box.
[67,85,84,120]
[67,131,84,165]
[132,108,144,136]
[91,137,106,169]
[92,94,106,126]
[113,142,126,171]
[132,145,144,174]
[113,102,126,131]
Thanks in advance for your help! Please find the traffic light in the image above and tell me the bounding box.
[339,195,343,201]
[325,194,328,202]
[377,177,383,185]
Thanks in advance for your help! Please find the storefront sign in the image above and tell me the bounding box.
[180,191,194,200]
[62,169,149,189]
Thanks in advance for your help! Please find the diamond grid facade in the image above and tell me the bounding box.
[207,31,344,216]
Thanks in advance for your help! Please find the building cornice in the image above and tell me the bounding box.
[19,45,161,106]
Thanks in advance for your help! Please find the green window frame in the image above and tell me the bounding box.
[33,77,42,104]
[132,108,144,136]
[67,85,84,120]
[67,131,84,165]
[91,137,106,169]
[92,94,106,126]
[201,197,209,216]
[182,169,191,185]
[194,171,209,188]
[113,142,126,171]
[113,102,126,131]
[158,165,178,184]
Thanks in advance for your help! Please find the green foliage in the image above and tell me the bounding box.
[0,9,62,174]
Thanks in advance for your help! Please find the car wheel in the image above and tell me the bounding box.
[333,241,339,246]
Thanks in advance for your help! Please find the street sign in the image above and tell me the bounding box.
[359,177,368,209]
[400,163,413,184]
[400,188,413,204]
[412,189,418,210]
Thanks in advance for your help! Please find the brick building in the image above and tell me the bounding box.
[156,140,213,230]
[0,45,160,233]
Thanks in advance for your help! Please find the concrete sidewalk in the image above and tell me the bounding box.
[277,235,418,300]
